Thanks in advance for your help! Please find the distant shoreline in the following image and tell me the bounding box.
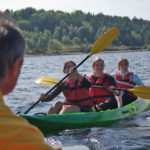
[103,48,148,53]
[25,49,148,57]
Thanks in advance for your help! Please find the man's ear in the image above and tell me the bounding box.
[2,57,23,95]
[9,57,23,78]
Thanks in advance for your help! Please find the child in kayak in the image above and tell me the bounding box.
[40,60,93,114]
[111,58,144,106]
[0,13,61,150]
[88,57,123,111]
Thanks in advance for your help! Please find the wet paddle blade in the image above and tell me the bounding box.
[88,27,120,57]
[35,77,58,85]
[129,86,150,99]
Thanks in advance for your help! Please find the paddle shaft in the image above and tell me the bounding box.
[24,99,41,114]
[90,96,99,112]
[92,85,129,91]
[116,80,135,87]
[24,56,90,114]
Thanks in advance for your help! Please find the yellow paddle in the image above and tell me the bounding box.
[92,85,150,99]
[35,77,59,85]
[127,86,150,99]
[36,77,150,100]
[24,27,120,114]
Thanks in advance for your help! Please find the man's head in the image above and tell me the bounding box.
[0,12,25,95]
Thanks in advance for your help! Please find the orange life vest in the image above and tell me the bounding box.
[116,72,137,99]
[88,73,113,104]
[62,78,93,107]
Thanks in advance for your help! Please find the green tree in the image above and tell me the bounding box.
[48,39,62,53]
[78,26,90,42]
[61,35,71,45]
[53,26,61,40]
[17,20,31,30]
[43,29,52,40]
[72,37,80,44]
[36,35,48,52]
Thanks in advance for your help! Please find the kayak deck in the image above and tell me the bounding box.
[20,98,150,135]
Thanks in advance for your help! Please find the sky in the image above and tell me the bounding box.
[1,0,150,21]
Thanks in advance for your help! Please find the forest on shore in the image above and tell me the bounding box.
[3,7,150,55]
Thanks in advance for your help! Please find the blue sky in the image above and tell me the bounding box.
[1,0,150,21]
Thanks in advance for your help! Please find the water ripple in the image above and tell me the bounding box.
[4,51,150,149]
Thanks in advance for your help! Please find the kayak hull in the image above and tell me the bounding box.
[20,98,150,135]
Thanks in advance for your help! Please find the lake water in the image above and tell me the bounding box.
[4,51,150,149]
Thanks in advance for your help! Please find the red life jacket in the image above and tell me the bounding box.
[88,73,113,104]
[62,78,93,107]
[115,72,137,99]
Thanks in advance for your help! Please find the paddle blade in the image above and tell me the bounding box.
[129,86,150,99]
[35,77,58,85]
[88,27,120,57]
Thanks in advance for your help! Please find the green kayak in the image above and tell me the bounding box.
[20,98,150,135]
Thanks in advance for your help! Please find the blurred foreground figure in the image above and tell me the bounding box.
[0,12,61,150]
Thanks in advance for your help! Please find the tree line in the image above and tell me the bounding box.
[3,7,150,54]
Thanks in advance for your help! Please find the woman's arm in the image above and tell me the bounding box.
[114,93,123,108]
[40,84,62,102]
[108,75,117,87]
[133,74,144,85]
[107,76,123,108]
[107,85,123,108]
[81,77,92,88]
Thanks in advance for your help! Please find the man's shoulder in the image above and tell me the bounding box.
[0,112,53,149]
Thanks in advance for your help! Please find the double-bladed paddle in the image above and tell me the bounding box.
[23,27,120,114]
[35,77,150,100]
[35,78,136,88]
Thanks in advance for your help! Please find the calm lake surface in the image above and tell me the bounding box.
[5,51,150,150]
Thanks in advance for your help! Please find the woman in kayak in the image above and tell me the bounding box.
[40,60,93,114]
[88,57,123,111]
[111,58,144,106]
